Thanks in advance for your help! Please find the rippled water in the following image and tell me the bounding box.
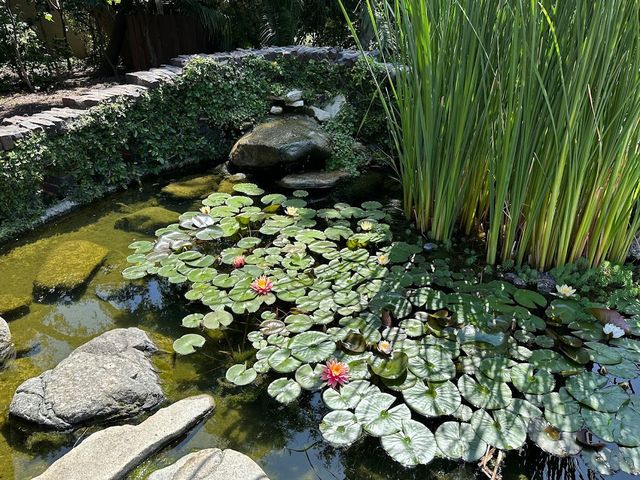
[0,169,636,480]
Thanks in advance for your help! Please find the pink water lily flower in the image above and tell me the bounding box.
[233,256,246,269]
[251,275,273,295]
[321,359,351,389]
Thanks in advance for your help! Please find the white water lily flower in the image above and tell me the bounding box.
[603,323,625,338]
[285,206,299,217]
[199,206,211,214]
[360,221,374,231]
[377,340,393,355]
[377,254,389,265]
[554,284,576,298]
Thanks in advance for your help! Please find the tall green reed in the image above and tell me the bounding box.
[344,0,640,270]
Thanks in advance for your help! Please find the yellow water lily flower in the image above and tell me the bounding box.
[200,206,211,214]
[285,206,299,217]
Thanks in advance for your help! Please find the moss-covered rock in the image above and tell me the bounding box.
[115,207,178,235]
[217,174,248,194]
[0,294,31,318]
[33,240,109,295]
[160,175,219,200]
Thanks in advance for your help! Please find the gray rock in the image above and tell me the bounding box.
[229,116,331,171]
[284,89,303,103]
[278,171,350,190]
[286,100,304,108]
[269,106,283,115]
[10,328,164,430]
[148,448,269,480]
[536,272,556,294]
[504,272,527,288]
[33,395,215,480]
[0,316,13,364]
[323,94,346,118]
[310,106,331,122]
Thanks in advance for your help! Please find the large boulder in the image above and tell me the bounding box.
[148,448,269,480]
[229,115,331,172]
[9,327,164,430]
[33,395,215,480]
[33,240,109,295]
[0,316,12,365]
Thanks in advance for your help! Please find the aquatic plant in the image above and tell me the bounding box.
[124,183,640,473]
[344,0,640,270]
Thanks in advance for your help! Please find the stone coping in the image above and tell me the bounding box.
[0,46,375,152]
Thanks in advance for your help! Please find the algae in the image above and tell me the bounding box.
[33,240,109,295]
[115,207,179,235]
[0,294,32,318]
[161,175,220,200]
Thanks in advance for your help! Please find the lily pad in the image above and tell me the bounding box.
[407,347,455,381]
[380,419,436,467]
[527,418,582,457]
[457,374,512,410]
[225,364,258,386]
[267,378,301,404]
[173,334,206,355]
[403,380,461,417]
[295,364,325,390]
[289,331,336,363]
[470,409,528,450]
[510,363,556,395]
[355,393,411,437]
[369,352,409,380]
[435,421,488,462]
[320,410,363,447]
[322,380,380,410]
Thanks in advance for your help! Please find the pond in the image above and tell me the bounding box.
[0,167,638,480]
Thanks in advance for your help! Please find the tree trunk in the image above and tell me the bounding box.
[98,0,133,77]
[1,0,34,91]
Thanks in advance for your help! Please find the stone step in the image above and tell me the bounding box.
[34,395,216,480]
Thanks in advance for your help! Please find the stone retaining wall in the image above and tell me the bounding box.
[0,46,375,151]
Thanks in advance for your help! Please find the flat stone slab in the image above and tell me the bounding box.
[278,171,350,189]
[10,328,164,430]
[33,395,215,480]
[229,115,331,172]
[115,207,179,235]
[148,448,268,480]
[0,316,13,365]
[33,240,109,295]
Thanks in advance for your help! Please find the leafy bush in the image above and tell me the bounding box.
[0,56,387,241]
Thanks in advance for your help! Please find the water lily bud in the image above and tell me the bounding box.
[233,256,246,269]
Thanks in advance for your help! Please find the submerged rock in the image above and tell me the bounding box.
[9,328,164,430]
[278,171,349,190]
[33,240,109,295]
[115,207,178,235]
[229,115,331,172]
[33,395,215,480]
[161,175,219,200]
[0,294,31,318]
[0,316,13,365]
[148,448,269,480]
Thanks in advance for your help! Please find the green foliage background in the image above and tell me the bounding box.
[0,56,387,242]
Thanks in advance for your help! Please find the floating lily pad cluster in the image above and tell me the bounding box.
[124,183,640,474]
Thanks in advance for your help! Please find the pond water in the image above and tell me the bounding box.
[0,168,637,480]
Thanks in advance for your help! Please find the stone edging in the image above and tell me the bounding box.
[0,46,375,151]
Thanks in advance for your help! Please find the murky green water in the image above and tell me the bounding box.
[0,170,636,480]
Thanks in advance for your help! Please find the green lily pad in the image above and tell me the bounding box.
[225,364,258,386]
[355,392,411,437]
[173,334,206,355]
[407,347,455,382]
[457,374,512,410]
[320,410,362,447]
[402,380,461,417]
[289,331,336,363]
[267,378,301,404]
[435,421,488,462]
[233,183,264,196]
[470,409,528,450]
[619,447,640,475]
[581,447,620,476]
[380,419,436,467]
[294,364,325,390]
[322,380,380,410]
[268,349,302,373]
[527,418,582,457]
[203,310,233,330]
[510,363,556,395]
[369,352,409,380]
[513,289,547,309]
[544,409,584,432]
